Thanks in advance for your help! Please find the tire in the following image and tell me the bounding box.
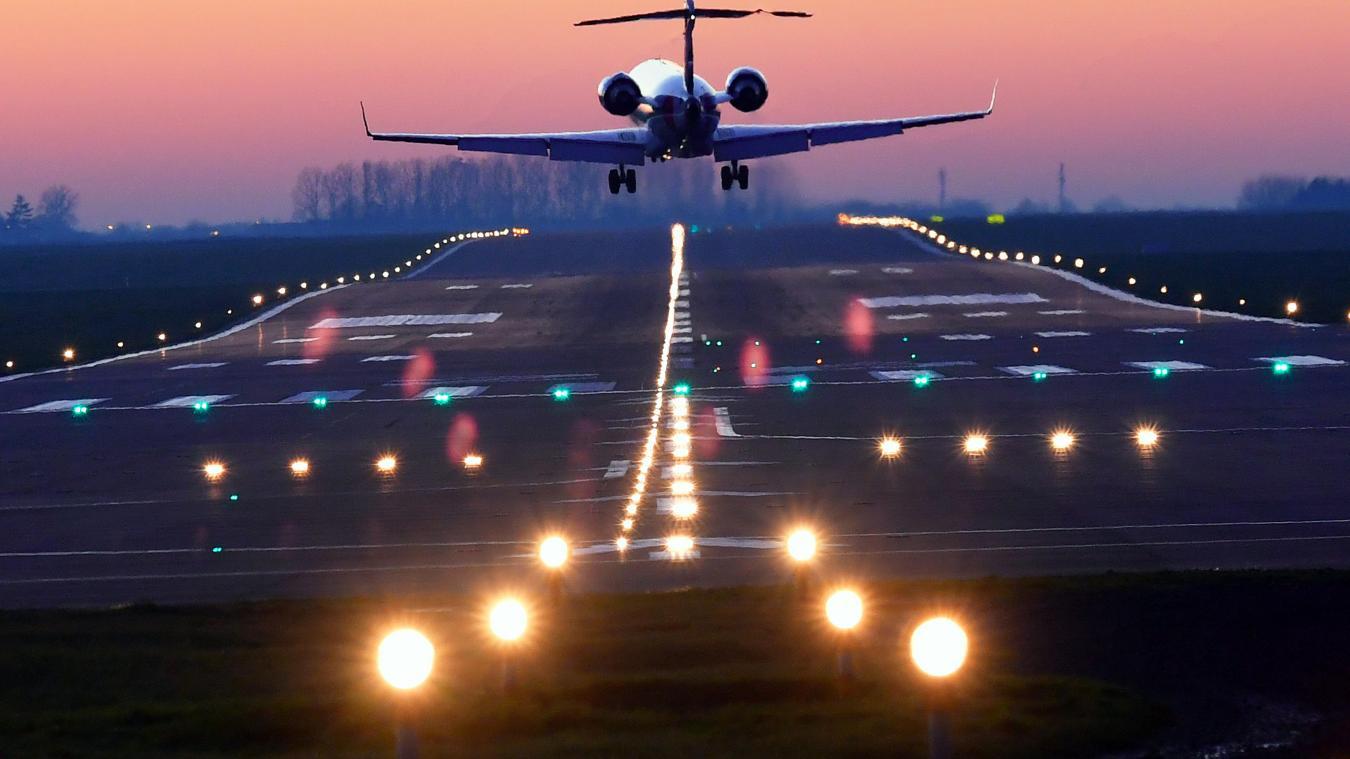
[720,165,734,191]
[625,169,637,194]
[608,169,621,195]
[737,164,750,190]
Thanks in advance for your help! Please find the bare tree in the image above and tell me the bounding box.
[291,168,323,222]
[36,186,79,231]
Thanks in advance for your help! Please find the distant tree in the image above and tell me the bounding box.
[35,185,79,231]
[5,194,35,231]
[1292,177,1350,210]
[1011,197,1050,215]
[291,167,323,222]
[1238,175,1305,210]
[1092,195,1132,213]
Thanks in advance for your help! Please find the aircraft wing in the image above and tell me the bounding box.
[362,104,649,164]
[711,84,996,161]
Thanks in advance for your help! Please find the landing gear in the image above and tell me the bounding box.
[608,166,637,194]
[720,161,750,191]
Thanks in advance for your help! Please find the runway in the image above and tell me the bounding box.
[1,224,1347,607]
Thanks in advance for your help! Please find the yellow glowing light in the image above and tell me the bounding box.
[671,463,692,477]
[203,461,226,481]
[288,458,311,476]
[671,419,690,431]
[376,455,398,474]
[786,529,817,563]
[1050,430,1075,452]
[670,397,689,416]
[670,497,699,519]
[616,536,629,551]
[1030,255,1041,265]
[672,444,691,459]
[621,517,634,530]
[463,453,484,469]
[879,437,902,458]
[1285,300,1299,315]
[671,432,691,448]
[670,479,695,496]
[1192,293,1203,304]
[625,501,639,516]
[489,599,528,642]
[964,434,989,455]
[539,536,569,569]
[377,628,435,690]
[910,617,968,678]
[251,294,263,305]
[62,347,75,361]
[1160,286,1169,294]
[665,535,695,557]
[157,332,167,342]
[825,589,863,631]
[1135,427,1160,448]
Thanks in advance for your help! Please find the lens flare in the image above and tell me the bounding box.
[786,529,817,563]
[1050,430,1075,452]
[489,599,528,642]
[377,628,435,690]
[964,434,989,455]
[910,617,968,678]
[878,437,902,458]
[203,461,226,481]
[539,536,569,569]
[825,589,863,631]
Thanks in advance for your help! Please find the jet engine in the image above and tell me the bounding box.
[598,72,642,116]
[725,67,768,112]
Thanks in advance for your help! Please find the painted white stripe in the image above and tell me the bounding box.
[168,362,226,370]
[871,369,945,381]
[347,334,396,341]
[603,460,630,479]
[672,336,694,344]
[714,407,738,437]
[964,311,1008,318]
[650,550,702,560]
[940,333,993,341]
[861,292,1047,308]
[1039,309,1085,315]
[417,385,486,399]
[361,355,416,363]
[444,284,479,290]
[311,313,501,329]
[886,312,930,321]
[273,337,318,344]
[675,299,689,308]
[999,364,1077,376]
[1256,355,1346,367]
[501,283,533,289]
[280,390,362,404]
[153,394,233,408]
[672,325,692,334]
[266,359,319,366]
[882,266,914,274]
[829,269,858,275]
[1035,331,1091,338]
[678,288,691,296]
[16,398,107,413]
[1126,360,1210,371]
[428,332,473,339]
[1131,327,1188,334]
[548,382,616,394]
[674,311,690,320]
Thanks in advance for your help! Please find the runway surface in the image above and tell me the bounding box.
[2,224,1347,607]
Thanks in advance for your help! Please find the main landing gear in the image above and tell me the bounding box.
[720,160,750,191]
[608,166,637,194]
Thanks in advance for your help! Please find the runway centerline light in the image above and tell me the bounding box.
[376,455,398,474]
[786,529,817,563]
[964,434,989,455]
[670,497,698,519]
[879,437,902,458]
[621,517,635,531]
[203,461,226,481]
[1050,430,1075,452]
[670,479,695,496]
[825,589,863,631]
[539,536,569,569]
[289,458,310,476]
[377,628,435,690]
[1135,426,1160,449]
[665,535,696,558]
[489,599,528,643]
[463,453,484,470]
[910,617,968,678]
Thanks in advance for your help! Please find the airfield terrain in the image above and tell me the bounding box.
[1,224,1347,608]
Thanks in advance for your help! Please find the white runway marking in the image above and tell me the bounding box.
[860,292,1047,308]
[273,337,318,344]
[714,407,739,437]
[829,268,859,275]
[650,549,702,561]
[672,325,692,335]
[871,369,945,381]
[1126,360,1210,371]
[882,267,914,274]
[266,359,319,366]
[418,385,486,400]
[1039,309,1085,315]
[347,334,396,341]
[444,284,479,290]
[678,288,691,296]
[1000,364,1077,376]
[940,333,993,341]
[675,299,690,308]
[311,313,501,329]
[1256,355,1346,367]
[603,460,630,479]
[1131,327,1188,334]
[672,336,694,343]
[168,362,226,370]
[16,398,108,413]
[886,312,930,321]
[428,332,473,339]
[500,283,533,289]
[964,311,1008,318]
[548,382,616,394]
[153,394,233,408]
[280,390,362,404]
[674,311,690,320]
[361,355,416,363]
[1035,330,1091,338]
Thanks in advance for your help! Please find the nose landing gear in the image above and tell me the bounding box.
[608,166,637,194]
[720,161,750,191]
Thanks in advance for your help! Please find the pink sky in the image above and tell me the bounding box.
[4,0,1348,226]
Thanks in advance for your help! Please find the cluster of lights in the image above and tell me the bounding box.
[839,214,1319,319]
[874,425,1163,458]
[201,451,485,483]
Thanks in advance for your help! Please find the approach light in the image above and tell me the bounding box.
[790,376,811,393]
[539,536,569,569]
[1272,362,1291,375]
[670,497,698,519]
[377,628,435,690]
[203,461,226,481]
[621,517,635,531]
[1285,300,1299,316]
[289,458,311,476]
[251,294,263,306]
[665,535,695,558]
[616,536,630,551]
[1128,277,1137,286]
[625,501,639,516]
[463,453,484,469]
[276,286,287,296]
[671,419,690,431]
[194,321,202,329]
[552,386,571,402]
[1073,259,1084,269]
[157,332,167,342]
[671,463,692,477]
[670,396,689,415]
[489,599,528,643]
[1192,293,1203,304]
[910,617,968,678]
[1135,426,1160,448]
[963,434,989,455]
[62,347,76,361]
[786,529,817,563]
[670,479,695,497]
[376,455,398,474]
[825,589,863,631]
[879,437,902,458]
[4,360,13,369]
[1050,430,1075,452]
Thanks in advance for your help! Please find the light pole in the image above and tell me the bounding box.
[539,536,569,605]
[910,617,968,759]
[825,589,863,682]
[377,628,436,759]
[489,598,528,692]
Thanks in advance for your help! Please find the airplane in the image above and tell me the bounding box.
[362,0,995,195]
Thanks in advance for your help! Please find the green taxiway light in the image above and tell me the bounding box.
[913,375,931,388]
[789,376,810,393]
[552,386,571,402]
[72,404,89,417]
[672,382,691,396]
[192,400,210,413]
[228,494,239,502]
[432,392,452,406]
[311,396,328,409]
[1032,372,1048,382]
[211,546,222,553]
[1273,362,1291,375]
[1152,367,1170,379]
[715,340,723,347]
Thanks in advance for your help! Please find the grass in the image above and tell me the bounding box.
[3,571,1350,756]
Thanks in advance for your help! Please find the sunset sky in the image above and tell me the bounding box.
[4,0,1348,226]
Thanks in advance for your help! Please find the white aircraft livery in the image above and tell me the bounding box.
[363,1,996,194]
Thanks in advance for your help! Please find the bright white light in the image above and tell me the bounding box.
[1135,427,1160,448]
[910,617,968,678]
[670,497,698,519]
[203,461,226,481]
[539,536,569,569]
[376,455,398,474]
[825,589,863,630]
[1192,293,1203,304]
[964,434,989,455]
[670,397,689,416]
[616,536,629,550]
[671,463,692,477]
[377,628,435,690]
[666,535,695,557]
[671,419,690,431]
[879,437,902,458]
[463,453,484,469]
[621,518,634,531]
[670,479,695,496]
[1286,300,1299,315]
[786,529,817,563]
[489,599,528,642]
[289,458,310,476]
[1050,431,1075,452]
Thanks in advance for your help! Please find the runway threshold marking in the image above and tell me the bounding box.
[280,389,362,404]
[428,332,473,338]
[1255,355,1345,367]
[1034,331,1091,338]
[1131,327,1188,334]
[15,398,108,413]
[347,334,396,341]
[603,460,631,479]
[266,359,320,366]
[714,407,739,437]
[860,292,1047,308]
[870,369,945,381]
[167,362,227,371]
[445,284,480,290]
[361,355,417,363]
[963,311,1008,318]
[1126,360,1210,371]
[311,313,501,328]
[998,365,1076,376]
[1039,309,1085,315]
[417,386,487,400]
[886,312,930,321]
[152,394,234,408]
[939,334,993,341]
[273,337,318,344]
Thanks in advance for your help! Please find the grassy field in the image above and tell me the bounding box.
[2,572,1348,757]
[930,210,1350,324]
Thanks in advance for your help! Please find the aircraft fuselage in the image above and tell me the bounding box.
[628,59,721,160]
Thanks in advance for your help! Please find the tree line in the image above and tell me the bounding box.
[1,186,79,242]
[1238,176,1350,211]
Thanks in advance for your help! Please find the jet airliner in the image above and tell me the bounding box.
[362,1,995,194]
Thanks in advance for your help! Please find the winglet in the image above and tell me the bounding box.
[986,80,999,115]
[360,101,372,137]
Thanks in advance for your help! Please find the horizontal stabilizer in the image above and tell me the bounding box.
[576,8,810,26]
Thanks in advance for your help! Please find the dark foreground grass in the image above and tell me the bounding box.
[3,572,1350,757]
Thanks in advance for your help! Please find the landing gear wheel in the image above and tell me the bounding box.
[737,164,750,190]
[624,168,637,194]
[720,164,734,191]
[608,169,622,195]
